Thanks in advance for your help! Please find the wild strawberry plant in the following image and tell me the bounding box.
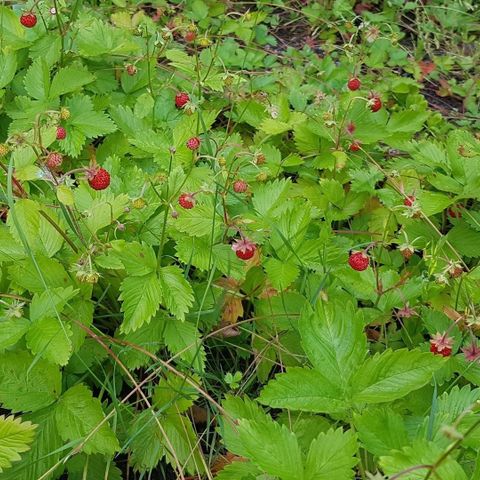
[1,1,480,479]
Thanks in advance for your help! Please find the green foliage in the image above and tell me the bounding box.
[0,0,480,477]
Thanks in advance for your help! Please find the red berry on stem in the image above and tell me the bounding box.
[233,180,248,193]
[430,332,454,357]
[20,12,37,28]
[348,251,369,271]
[448,205,462,218]
[404,195,415,207]
[347,77,361,91]
[185,31,196,42]
[46,152,63,169]
[56,126,67,140]
[369,94,382,112]
[178,193,195,209]
[232,238,257,261]
[349,141,361,152]
[175,92,190,108]
[88,168,110,190]
[186,137,201,150]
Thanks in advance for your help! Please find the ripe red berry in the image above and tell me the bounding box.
[88,168,110,190]
[184,31,196,42]
[232,238,257,260]
[430,343,452,357]
[178,193,195,209]
[46,152,63,169]
[56,126,67,140]
[448,206,462,218]
[369,95,382,112]
[404,195,415,207]
[20,12,37,28]
[348,251,369,271]
[233,180,248,193]
[347,77,361,91]
[349,141,361,152]
[186,137,201,150]
[175,92,190,108]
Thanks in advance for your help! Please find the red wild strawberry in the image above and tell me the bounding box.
[184,31,196,42]
[369,94,382,112]
[404,195,415,207]
[186,137,201,150]
[232,238,257,261]
[349,141,361,152]
[347,77,361,91]
[46,152,63,169]
[175,92,190,108]
[20,12,37,28]
[178,193,195,209]
[88,167,110,190]
[430,332,453,357]
[447,206,462,218]
[348,251,369,271]
[56,126,67,140]
[233,180,248,193]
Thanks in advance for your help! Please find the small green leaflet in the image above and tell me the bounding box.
[0,415,36,474]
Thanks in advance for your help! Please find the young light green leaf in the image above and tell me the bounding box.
[0,415,36,474]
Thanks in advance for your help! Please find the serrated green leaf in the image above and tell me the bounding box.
[0,317,29,351]
[163,319,205,372]
[0,407,63,480]
[259,367,347,413]
[119,274,163,333]
[264,258,299,290]
[304,428,357,479]
[23,58,50,101]
[237,418,303,480]
[352,349,445,404]
[0,415,36,474]
[114,241,157,276]
[49,66,95,98]
[26,317,73,366]
[299,301,366,390]
[0,49,17,89]
[380,440,467,479]
[354,407,409,457]
[0,350,61,412]
[159,265,194,321]
[66,454,122,480]
[55,384,119,456]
